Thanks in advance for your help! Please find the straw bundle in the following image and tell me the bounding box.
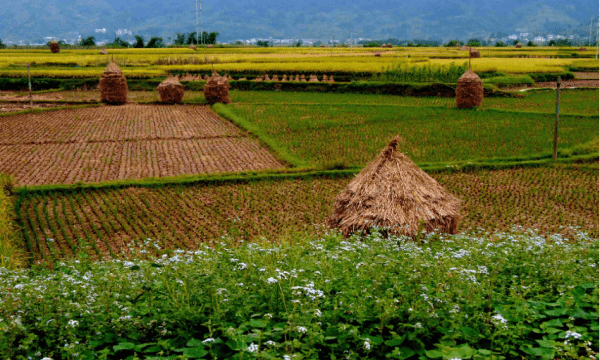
[49,40,60,53]
[228,75,234,81]
[328,76,335,83]
[281,74,288,82]
[300,74,306,82]
[203,70,231,105]
[374,52,382,57]
[157,75,185,104]
[207,45,214,48]
[308,74,319,82]
[204,75,210,81]
[99,61,128,105]
[295,75,300,82]
[578,47,589,51]
[328,136,460,238]
[254,76,263,81]
[272,74,279,81]
[100,49,108,55]
[189,45,197,51]
[264,75,271,81]
[239,77,247,81]
[515,43,522,48]
[322,74,328,82]
[469,49,481,58]
[459,45,469,51]
[455,69,483,109]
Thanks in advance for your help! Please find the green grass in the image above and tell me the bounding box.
[224,102,597,168]
[230,89,599,116]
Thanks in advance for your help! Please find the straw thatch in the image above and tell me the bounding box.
[459,45,469,51]
[203,70,231,105]
[328,136,461,238]
[49,40,60,53]
[189,45,197,51]
[157,75,185,104]
[515,43,522,48]
[469,49,481,58]
[265,75,271,81]
[254,76,263,81]
[99,61,128,105]
[308,74,319,82]
[100,49,108,55]
[455,69,483,109]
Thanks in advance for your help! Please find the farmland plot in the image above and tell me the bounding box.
[0,105,283,185]
[18,165,598,265]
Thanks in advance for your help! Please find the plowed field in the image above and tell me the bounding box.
[0,105,283,185]
[18,165,598,265]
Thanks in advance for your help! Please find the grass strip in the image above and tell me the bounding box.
[0,103,103,118]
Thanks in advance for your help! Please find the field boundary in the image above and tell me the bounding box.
[0,103,103,118]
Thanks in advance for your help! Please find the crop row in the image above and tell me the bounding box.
[0,137,283,186]
[17,165,599,265]
[228,103,598,167]
[0,104,241,145]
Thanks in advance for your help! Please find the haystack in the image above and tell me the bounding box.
[469,49,481,58]
[455,69,483,109]
[239,77,247,81]
[300,74,306,82]
[203,70,231,105]
[322,74,328,82]
[328,136,460,237]
[329,75,335,83]
[374,52,382,57]
[207,45,214,48]
[189,45,197,51]
[157,75,185,104]
[459,45,469,51]
[578,47,589,51]
[308,74,319,82]
[281,74,288,82]
[515,43,522,48]
[204,75,210,81]
[295,75,300,82]
[100,49,108,55]
[265,75,271,81]
[254,76,263,81]
[49,40,60,53]
[272,74,279,81]
[99,61,128,105]
[228,75,234,81]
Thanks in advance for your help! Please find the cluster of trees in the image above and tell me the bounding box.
[444,38,588,47]
[0,39,6,49]
[74,31,219,48]
[173,32,219,45]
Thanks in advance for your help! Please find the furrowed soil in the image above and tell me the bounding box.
[18,165,598,265]
[0,104,283,185]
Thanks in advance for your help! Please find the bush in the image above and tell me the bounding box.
[363,41,381,47]
[444,40,461,47]
[495,41,505,47]
[133,35,144,48]
[146,37,164,48]
[78,36,95,47]
[0,39,5,49]
[467,38,481,47]
[110,37,129,47]
[256,40,270,47]
[527,40,536,47]
[0,228,597,359]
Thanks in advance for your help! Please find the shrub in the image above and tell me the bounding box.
[527,40,536,47]
[0,39,5,49]
[110,37,129,47]
[467,38,481,46]
[146,37,165,48]
[256,40,270,47]
[0,174,22,269]
[133,35,144,48]
[363,41,381,47]
[78,36,95,47]
[445,40,461,47]
[495,41,505,47]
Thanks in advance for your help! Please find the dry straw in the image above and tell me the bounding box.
[309,74,319,82]
[328,136,461,237]
[49,40,60,53]
[515,43,523,48]
[99,61,128,105]
[100,49,108,55]
[189,45,197,51]
[157,75,185,104]
[469,49,481,58]
[455,69,483,108]
[459,45,469,51]
[203,70,231,105]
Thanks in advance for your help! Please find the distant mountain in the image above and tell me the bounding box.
[0,0,597,43]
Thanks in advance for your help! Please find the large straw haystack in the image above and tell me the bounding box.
[322,74,328,82]
[459,45,469,51]
[308,74,319,82]
[455,69,483,109]
[328,136,460,237]
[578,47,589,51]
[295,75,300,82]
[204,74,210,81]
[157,75,185,104]
[515,43,523,48]
[100,49,108,55]
[203,70,231,105]
[469,49,481,58]
[49,40,60,53]
[99,61,128,105]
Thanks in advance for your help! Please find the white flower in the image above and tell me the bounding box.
[565,331,582,339]
[414,322,422,329]
[202,338,215,343]
[296,326,307,334]
[266,277,278,284]
[264,313,273,319]
[265,340,277,346]
[492,314,507,324]
[248,343,259,352]
[449,358,462,360]
[364,340,371,350]
[41,358,53,360]
[314,309,322,317]
[284,356,291,360]
[14,284,24,290]
[67,320,79,328]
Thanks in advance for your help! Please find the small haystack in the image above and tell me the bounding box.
[157,75,185,104]
[281,74,288,82]
[578,47,589,51]
[272,74,279,81]
[515,43,523,48]
[207,45,214,48]
[204,74,210,81]
[228,75,234,81]
[203,70,231,105]
[323,74,328,82]
[295,75,300,82]
[239,77,247,81]
[99,61,128,105]
[100,49,108,55]
[469,49,481,58]
[49,40,60,53]
[189,45,197,51]
[300,74,306,82]
[328,136,461,237]
[328,75,335,83]
[455,69,483,109]
[308,74,319,82]
[254,76,263,81]
[265,75,271,81]
[459,45,469,51]
[374,52,382,57]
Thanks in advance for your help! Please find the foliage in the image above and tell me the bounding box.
[294,40,303,47]
[133,35,145,48]
[200,31,219,45]
[256,40,271,47]
[174,33,186,46]
[110,37,129,48]
[0,174,22,269]
[0,227,597,359]
[186,32,198,45]
[444,40,461,47]
[363,41,381,47]
[513,40,519,45]
[78,36,95,47]
[548,40,557,46]
[495,41,505,47]
[527,41,536,47]
[467,38,481,46]
[0,39,6,49]
[383,62,466,82]
[146,37,165,48]
[556,39,573,47]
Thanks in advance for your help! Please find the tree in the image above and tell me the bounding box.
[174,33,186,46]
[0,39,5,49]
[79,36,96,46]
[467,38,481,46]
[186,32,198,45]
[526,40,535,47]
[495,41,505,47]
[512,40,519,45]
[256,40,270,47]
[548,39,557,46]
[110,37,129,47]
[444,40,461,47]
[555,39,572,47]
[200,31,219,45]
[134,35,144,48]
[294,40,302,47]
[146,37,165,48]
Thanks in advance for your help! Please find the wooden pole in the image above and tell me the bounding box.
[468,46,472,70]
[27,62,33,113]
[553,76,561,161]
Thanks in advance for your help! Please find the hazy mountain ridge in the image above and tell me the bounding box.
[0,0,597,43]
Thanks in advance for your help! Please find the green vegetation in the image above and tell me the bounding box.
[382,62,467,83]
[482,75,534,86]
[0,174,22,269]
[1,227,597,359]
[223,102,597,168]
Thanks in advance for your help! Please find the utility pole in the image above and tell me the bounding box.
[553,76,561,161]
[590,17,593,46]
[350,31,353,50]
[201,0,203,45]
[196,0,199,45]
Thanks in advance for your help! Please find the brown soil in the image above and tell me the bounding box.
[573,72,599,80]
[0,105,283,185]
[0,103,69,113]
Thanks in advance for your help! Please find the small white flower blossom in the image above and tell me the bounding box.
[248,343,259,352]
[67,320,79,328]
[266,277,278,284]
[202,338,215,344]
[297,326,308,334]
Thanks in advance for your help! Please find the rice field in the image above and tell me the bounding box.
[17,165,598,265]
[0,105,282,185]
[226,101,598,167]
